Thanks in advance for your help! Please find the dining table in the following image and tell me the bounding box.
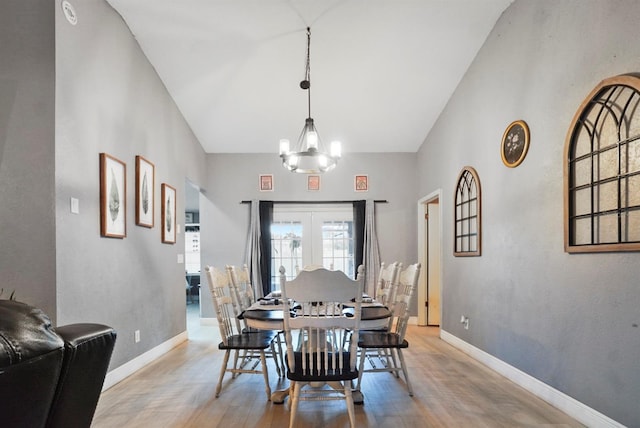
[240,294,392,404]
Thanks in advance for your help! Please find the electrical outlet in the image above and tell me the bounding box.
[134,330,141,343]
[70,197,79,214]
[460,315,470,330]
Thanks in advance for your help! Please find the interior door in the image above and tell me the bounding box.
[426,200,441,326]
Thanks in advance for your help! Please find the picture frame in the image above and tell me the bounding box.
[135,156,154,228]
[259,174,273,192]
[307,175,320,191]
[99,153,126,238]
[161,183,177,244]
[355,174,368,192]
[501,120,530,168]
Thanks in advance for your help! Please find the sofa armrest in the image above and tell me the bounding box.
[46,323,117,428]
[0,300,65,428]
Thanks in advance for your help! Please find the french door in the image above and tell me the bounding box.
[270,204,355,288]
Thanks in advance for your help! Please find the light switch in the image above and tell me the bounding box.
[70,197,79,214]
[177,254,184,264]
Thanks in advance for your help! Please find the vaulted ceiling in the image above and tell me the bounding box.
[106,0,513,154]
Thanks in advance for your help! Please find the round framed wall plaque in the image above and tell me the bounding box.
[501,120,530,168]
[62,1,78,25]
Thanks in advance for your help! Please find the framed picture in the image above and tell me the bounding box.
[259,174,273,192]
[308,175,320,191]
[161,183,177,244]
[135,156,154,228]
[355,174,368,192]
[100,153,126,238]
[501,120,530,168]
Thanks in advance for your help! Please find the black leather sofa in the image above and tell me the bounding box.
[0,299,117,428]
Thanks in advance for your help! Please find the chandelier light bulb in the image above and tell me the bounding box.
[330,141,342,158]
[306,131,318,150]
[279,139,290,155]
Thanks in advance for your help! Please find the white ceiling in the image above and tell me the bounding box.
[106,0,512,154]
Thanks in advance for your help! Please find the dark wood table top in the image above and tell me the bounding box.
[242,305,391,322]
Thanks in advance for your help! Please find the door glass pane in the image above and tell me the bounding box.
[271,221,302,289]
[321,220,354,277]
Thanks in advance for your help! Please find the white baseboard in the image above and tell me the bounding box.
[102,331,188,391]
[199,317,216,325]
[440,330,625,428]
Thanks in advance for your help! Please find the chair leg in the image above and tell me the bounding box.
[216,349,231,397]
[386,348,400,377]
[259,351,271,400]
[270,339,282,377]
[356,348,367,392]
[289,381,300,428]
[276,332,285,376]
[232,350,242,378]
[344,380,356,428]
[396,348,413,396]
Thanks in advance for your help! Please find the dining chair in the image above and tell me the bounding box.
[226,264,284,377]
[356,262,421,397]
[357,261,402,371]
[204,265,277,400]
[279,265,365,428]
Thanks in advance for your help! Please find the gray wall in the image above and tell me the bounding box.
[199,152,418,317]
[54,0,207,369]
[0,0,56,317]
[4,0,637,424]
[416,1,640,425]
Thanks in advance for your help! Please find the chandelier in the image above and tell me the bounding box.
[279,27,341,173]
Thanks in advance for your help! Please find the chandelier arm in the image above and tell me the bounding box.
[296,124,308,151]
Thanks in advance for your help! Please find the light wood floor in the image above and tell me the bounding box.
[93,310,583,428]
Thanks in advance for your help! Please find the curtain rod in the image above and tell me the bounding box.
[240,200,388,204]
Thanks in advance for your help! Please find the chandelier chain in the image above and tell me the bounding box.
[305,27,312,118]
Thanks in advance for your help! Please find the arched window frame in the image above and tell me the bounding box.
[564,74,640,253]
[453,166,481,257]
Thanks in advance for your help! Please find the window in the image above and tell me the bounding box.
[454,167,481,256]
[271,205,355,287]
[565,74,640,252]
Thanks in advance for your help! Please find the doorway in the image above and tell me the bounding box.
[185,179,201,330]
[271,204,355,287]
[417,191,442,327]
